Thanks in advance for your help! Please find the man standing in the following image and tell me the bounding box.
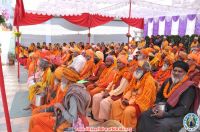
[137,61,200,132]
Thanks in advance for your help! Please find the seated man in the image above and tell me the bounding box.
[161,36,169,50]
[154,55,174,88]
[62,52,87,82]
[190,36,199,48]
[29,83,91,132]
[92,55,132,121]
[176,51,188,61]
[187,53,200,86]
[27,53,39,78]
[128,55,138,73]
[32,66,67,115]
[85,51,106,86]
[138,37,146,49]
[26,59,53,110]
[137,61,200,132]
[110,61,157,128]
[80,49,94,79]
[87,55,117,96]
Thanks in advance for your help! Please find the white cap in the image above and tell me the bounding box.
[194,36,198,40]
[163,36,167,39]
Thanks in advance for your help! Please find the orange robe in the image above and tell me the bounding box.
[154,52,162,67]
[25,57,31,69]
[52,50,60,56]
[154,67,171,86]
[15,46,19,57]
[188,65,200,86]
[128,59,138,72]
[28,67,52,102]
[198,53,200,65]
[130,40,136,45]
[108,67,132,96]
[29,83,80,132]
[86,60,106,84]
[87,65,117,96]
[61,53,70,65]
[80,59,94,79]
[138,41,145,49]
[110,72,157,128]
[161,40,169,49]
[29,112,70,132]
[28,60,37,77]
[32,85,68,115]
[34,50,41,59]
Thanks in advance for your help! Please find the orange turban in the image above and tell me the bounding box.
[117,55,128,65]
[141,48,151,56]
[164,46,172,52]
[124,46,129,51]
[165,55,174,64]
[62,66,80,82]
[153,46,160,51]
[188,53,198,62]
[146,48,154,52]
[54,66,63,80]
[74,46,81,54]
[86,49,94,58]
[95,51,104,61]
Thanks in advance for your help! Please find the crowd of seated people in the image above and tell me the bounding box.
[17,36,200,132]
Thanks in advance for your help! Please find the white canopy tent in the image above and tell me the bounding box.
[19,19,143,45]
[11,0,200,18]
[10,0,200,45]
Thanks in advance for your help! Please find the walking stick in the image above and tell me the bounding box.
[45,85,49,104]
[54,109,62,132]
[33,60,36,83]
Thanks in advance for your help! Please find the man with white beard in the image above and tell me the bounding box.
[154,55,174,88]
[137,61,200,132]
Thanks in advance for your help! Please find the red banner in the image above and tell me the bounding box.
[121,18,144,29]
[63,13,114,28]
[14,0,52,26]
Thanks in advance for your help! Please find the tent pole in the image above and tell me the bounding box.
[128,0,132,44]
[88,27,91,44]
[0,47,12,132]
[17,26,20,82]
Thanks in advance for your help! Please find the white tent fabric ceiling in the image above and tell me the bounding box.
[12,0,200,18]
